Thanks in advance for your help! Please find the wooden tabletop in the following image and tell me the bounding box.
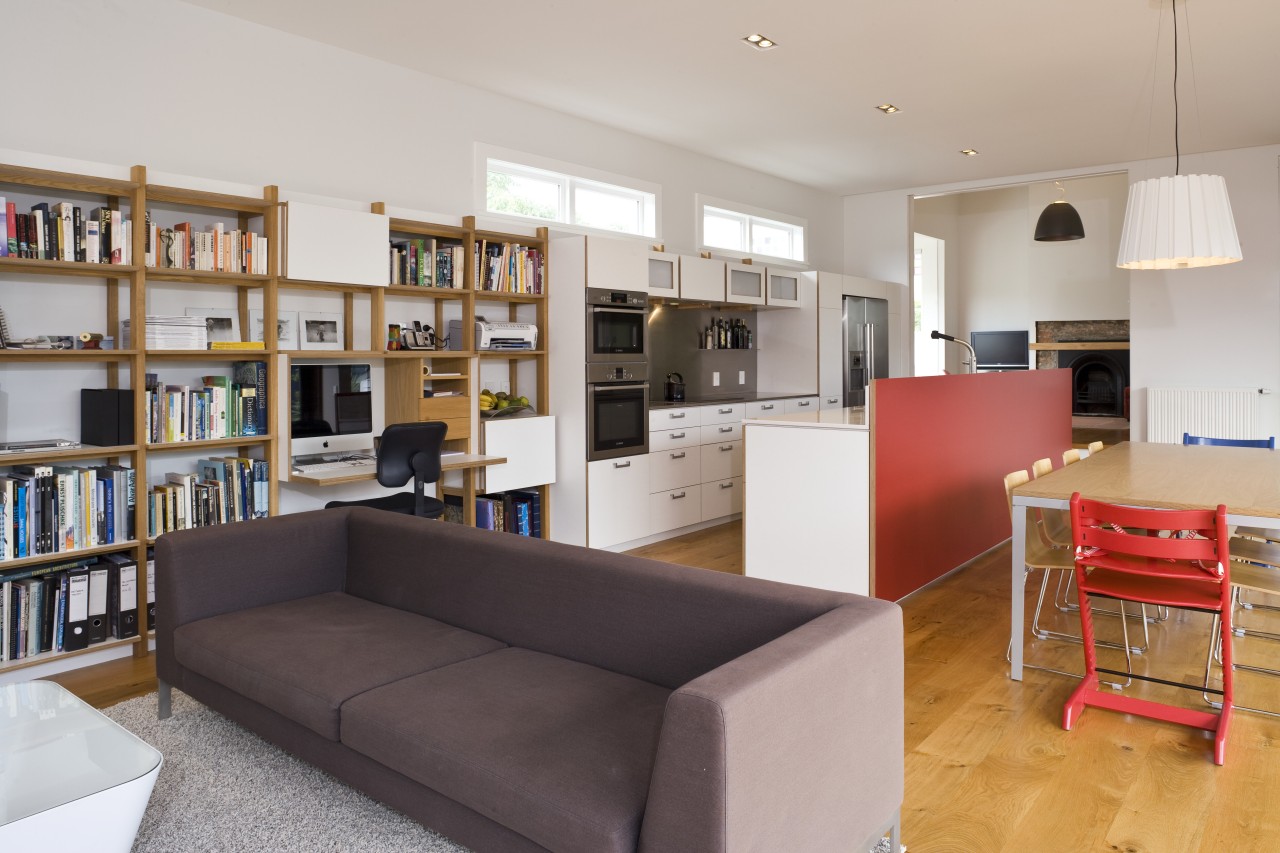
[290,454,508,487]
[1012,441,1280,518]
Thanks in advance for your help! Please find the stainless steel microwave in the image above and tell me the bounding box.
[586,287,648,363]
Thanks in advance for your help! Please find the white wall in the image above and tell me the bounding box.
[846,146,1280,439]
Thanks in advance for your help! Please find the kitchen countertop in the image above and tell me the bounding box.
[648,391,819,410]
[742,406,870,430]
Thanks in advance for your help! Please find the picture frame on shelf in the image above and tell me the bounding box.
[249,309,299,349]
[299,311,343,350]
[184,307,241,344]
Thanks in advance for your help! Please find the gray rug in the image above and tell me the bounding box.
[104,690,895,852]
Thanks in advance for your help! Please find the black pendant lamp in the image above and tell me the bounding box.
[1034,181,1085,242]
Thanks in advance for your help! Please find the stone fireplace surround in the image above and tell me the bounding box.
[1035,320,1130,419]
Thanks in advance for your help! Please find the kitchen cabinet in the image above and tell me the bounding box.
[700,440,743,481]
[679,255,725,302]
[650,446,700,493]
[648,424,700,452]
[744,399,784,419]
[701,403,744,425]
[649,405,700,431]
[725,262,766,306]
[702,477,743,520]
[765,267,802,307]
[586,236,647,294]
[587,455,650,548]
[700,422,743,444]
[647,251,679,299]
[820,394,844,411]
[784,396,819,414]
[818,306,843,400]
[650,485,703,534]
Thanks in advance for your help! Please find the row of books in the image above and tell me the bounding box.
[474,241,544,294]
[0,197,132,264]
[0,466,136,560]
[121,315,208,350]
[448,489,543,537]
[144,363,267,443]
[1,550,153,662]
[149,457,269,537]
[389,238,466,288]
[151,219,268,275]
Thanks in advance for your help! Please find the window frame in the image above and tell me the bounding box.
[478,146,659,241]
[696,194,808,266]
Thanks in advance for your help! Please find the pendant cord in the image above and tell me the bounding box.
[1173,0,1181,175]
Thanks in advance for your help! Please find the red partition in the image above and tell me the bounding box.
[872,370,1071,601]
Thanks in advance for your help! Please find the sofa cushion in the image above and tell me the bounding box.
[341,647,670,853]
[173,591,505,741]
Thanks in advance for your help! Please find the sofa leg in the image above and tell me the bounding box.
[158,679,172,720]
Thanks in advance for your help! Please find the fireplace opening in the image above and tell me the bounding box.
[1058,349,1129,417]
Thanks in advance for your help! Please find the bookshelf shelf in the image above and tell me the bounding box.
[144,349,271,361]
[0,444,138,466]
[475,350,546,359]
[0,635,141,675]
[384,285,470,299]
[0,163,137,196]
[387,218,469,240]
[0,349,139,362]
[474,292,546,303]
[145,268,270,287]
[0,541,142,573]
[145,184,273,213]
[147,435,271,453]
[278,278,382,294]
[0,257,140,278]
[279,349,380,360]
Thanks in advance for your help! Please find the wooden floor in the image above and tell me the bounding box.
[52,520,1280,851]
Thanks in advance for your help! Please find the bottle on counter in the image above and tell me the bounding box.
[704,324,714,350]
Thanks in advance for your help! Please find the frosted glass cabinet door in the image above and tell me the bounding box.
[725,262,766,306]
[765,268,801,307]
[648,251,679,298]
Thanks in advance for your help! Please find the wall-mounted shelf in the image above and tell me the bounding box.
[1029,342,1130,351]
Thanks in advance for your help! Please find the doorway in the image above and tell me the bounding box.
[913,233,945,376]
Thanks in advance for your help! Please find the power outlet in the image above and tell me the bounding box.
[712,371,720,387]
[739,370,746,385]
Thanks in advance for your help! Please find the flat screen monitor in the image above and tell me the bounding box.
[290,363,374,458]
[971,330,1030,370]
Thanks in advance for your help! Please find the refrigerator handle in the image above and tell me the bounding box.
[864,323,875,387]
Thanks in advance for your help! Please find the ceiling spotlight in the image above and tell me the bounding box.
[875,104,900,114]
[742,33,778,50]
[960,148,980,156]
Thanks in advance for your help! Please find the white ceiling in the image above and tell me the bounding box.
[182,0,1280,196]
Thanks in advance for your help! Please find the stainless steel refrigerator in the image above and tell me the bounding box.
[842,296,889,407]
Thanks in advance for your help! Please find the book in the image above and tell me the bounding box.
[0,195,6,257]
[4,200,14,256]
[210,341,265,350]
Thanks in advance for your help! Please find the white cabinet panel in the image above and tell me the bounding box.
[700,422,743,444]
[648,251,679,298]
[649,406,700,432]
[817,271,846,310]
[819,306,842,398]
[725,262,766,306]
[702,477,743,520]
[588,455,650,548]
[480,415,557,492]
[648,426,700,452]
[586,237,647,293]
[649,447,700,493]
[700,440,743,481]
[820,394,844,411]
[650,484,703,534]
[744,399,784,419]
[679,255,725,301]
[699,403,744,425]
[784,396,819,414]
[765,268,801,307]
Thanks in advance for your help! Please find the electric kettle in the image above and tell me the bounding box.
[664,372,685,402]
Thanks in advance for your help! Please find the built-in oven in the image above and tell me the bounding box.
[587,362,649,461]
[586,287,648,363]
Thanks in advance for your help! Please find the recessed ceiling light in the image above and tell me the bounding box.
[960,148,980,156]
[743,33,778,50]
[875,104,900,114]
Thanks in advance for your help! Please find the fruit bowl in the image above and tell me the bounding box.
[480,404,533,418]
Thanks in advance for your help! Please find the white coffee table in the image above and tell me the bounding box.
[0,680,163,851]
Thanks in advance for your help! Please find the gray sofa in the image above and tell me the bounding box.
[155,507,903,853]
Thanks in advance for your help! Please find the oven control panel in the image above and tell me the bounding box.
[587,362,648,383]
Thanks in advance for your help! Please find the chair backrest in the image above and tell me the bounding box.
[1032,457,1054,479]
[1069,493,1229,574]
[1182,433,1276,449]
[376,421,447,489]
[1087,441,1104,454]
[1062,449,1083,466]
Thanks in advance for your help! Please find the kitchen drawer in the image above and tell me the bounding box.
[588,455,650,549]
[651,484,703,535]
[819,394,844,411]
[700,439,743,482]
[702,476,743,521]
[648,426,700,452]
[699,402,744,425]
[649,447,700,493]
[744,399,784,419]
[784,396,820,414]
[700,422,742,444]
[649,406,700,431]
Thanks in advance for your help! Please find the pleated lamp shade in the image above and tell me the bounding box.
[1116,174,1242,269]
[1034,200,1085,241]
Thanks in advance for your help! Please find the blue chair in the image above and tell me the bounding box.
[1183,433,1276,449]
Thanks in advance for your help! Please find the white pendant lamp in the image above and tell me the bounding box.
[1115,0,1241,270]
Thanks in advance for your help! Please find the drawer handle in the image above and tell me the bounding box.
[718,426,733,433]
[797,401,811,407]
[760,404,774,410]
[670,452,686,460]
[718,407,733,414]
[826,397,839,404]
[719,444,733,452]
[669,412,686,419]
[613,461,631,469]
[720,482,734,490]
[670,431,686,439]
[671,491,686,500]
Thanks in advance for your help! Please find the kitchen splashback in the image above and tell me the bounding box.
[648,304,757,401]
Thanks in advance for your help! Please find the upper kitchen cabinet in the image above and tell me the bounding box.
[765,267,801,308]
[647,250,679,299]
[585,236,647,293]
[679,254,726,302]
[725,261,766,306]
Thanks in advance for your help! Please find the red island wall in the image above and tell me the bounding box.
[871,369,1072,601]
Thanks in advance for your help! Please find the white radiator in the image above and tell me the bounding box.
[1146,387,1262,444]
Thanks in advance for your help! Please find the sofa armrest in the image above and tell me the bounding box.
[637,600,903,853]
[155,508,350,651]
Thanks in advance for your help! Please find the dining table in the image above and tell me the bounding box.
[1007,440,1280,680]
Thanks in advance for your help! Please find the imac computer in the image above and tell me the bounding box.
[290,362,375,459]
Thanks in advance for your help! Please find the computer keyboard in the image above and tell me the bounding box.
[292,459,375,473]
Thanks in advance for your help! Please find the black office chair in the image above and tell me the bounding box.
[325,422,447,519]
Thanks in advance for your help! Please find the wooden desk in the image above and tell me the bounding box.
[1008,441,1280,680]
[290,453,508,527]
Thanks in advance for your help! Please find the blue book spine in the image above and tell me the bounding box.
[54,575,66,651]
[15,484,27,558]
[103,476,115,544]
